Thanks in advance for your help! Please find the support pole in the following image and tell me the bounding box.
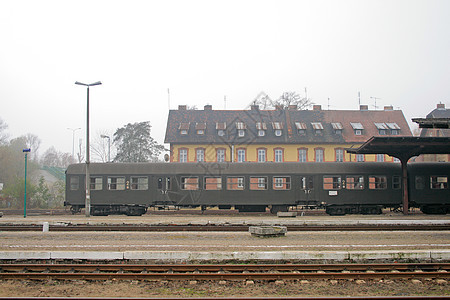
[400,157,409,215]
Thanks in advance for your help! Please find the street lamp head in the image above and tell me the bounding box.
[23,148,31,153]
[75,81,102,87]
[100,134,110,139]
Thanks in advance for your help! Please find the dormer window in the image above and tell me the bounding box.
[374,123,389,135]
[311,122,323,136]
[179,122,190,135]
[272,122,283,136]
[331,122,343,135]
[195,122,206,135]
[386,123,400,135]
[295,122,307,135]
[236,122,246,137]
[216,122,227,137]
[350,122,364,135]
[256,122,267,137]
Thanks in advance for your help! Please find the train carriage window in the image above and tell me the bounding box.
[392,176,401,190]
[70,176,79,190]
[227,177,244,190]
[181,177,199,190]
[346,175,364,190]
[273,176,291,190]
[157,178,163,189]
[299,176,314,190]
[90,177,102,190]
[108,177,125,190]
[250,176,268,190]
[131,177,148,190]
[430,176,448,189]
[166,177,171,190]
[415,176,424,190]
[369,176,387,189]
[204,177,222,190]
[323,176,341,190]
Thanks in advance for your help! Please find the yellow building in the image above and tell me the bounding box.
[164,104,412,163]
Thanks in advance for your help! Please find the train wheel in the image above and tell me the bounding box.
[70,206,81,215]
[326,206,345,216]
[270,205,289,214]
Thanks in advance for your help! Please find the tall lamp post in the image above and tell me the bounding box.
[23,148,31,218]
[67,127,81,159]
[75,81,102,217]
[100,134,111,162]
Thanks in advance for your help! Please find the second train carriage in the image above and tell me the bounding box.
[65,162,449,216]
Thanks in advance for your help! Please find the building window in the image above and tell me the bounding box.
[346,175,364,190]
[181,177,199,190]
[238,129,245,137]
[356,154,365,162]
[430,176,448,189]
[237,148,246,162]
[298,149,307,162]
[180,129,188,135]
[323,176,341,190]
[376,154,385,162]
[179,149,188,162]
[274,148,283,162]
[378,129,387,135]
[90,177,102,190]
[257,148,266,162]
[216,148,225,162]
[131,177,148,190]
[227,177,244,190]
[275,129,282,136]
[315,148,324,162]
[197,129,204,135]
[70,176,79,190]
[369,176,387,189]
[355,129,362,135]
[218,129,225,137]
[298,129,306,135]
[108,177,125,190]
[350,122,364,135]
[196,148,205,162]
[258,130,265,137]
[335,149,344,162]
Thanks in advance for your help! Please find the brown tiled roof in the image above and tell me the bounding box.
[164,107,412,144]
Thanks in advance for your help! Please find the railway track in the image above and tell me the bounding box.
[1,263,449,281]
[1,224,449,232]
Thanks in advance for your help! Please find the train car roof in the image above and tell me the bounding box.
[66,162,405,176]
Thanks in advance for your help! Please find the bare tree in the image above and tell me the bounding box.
[252,91,313,110]
[0,118,9,145]
[25,133,41,161]
[91,130,115,162]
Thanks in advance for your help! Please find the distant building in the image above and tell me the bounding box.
[417,103,450,162]
[164,104,412,163]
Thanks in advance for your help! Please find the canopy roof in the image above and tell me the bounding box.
[346,136,450,160]
[412,118,450,129]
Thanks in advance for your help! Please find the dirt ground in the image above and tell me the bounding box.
[0,279,448,297]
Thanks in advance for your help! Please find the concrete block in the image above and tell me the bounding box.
[249,226,287,237]
[0,251,51,260]
[124,251,190,261]
[50,251,123,260]
[431,250,450,260]
[277,212,297,218]
[349,250,430,261]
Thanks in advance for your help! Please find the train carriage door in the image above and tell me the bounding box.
[296,175,316,208]
[155,176,173,206]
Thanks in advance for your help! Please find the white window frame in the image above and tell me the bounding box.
[237,149,246,162]
[196,149,205,162]
[179,149,188,163]
[298,149,307,162]
[335,149,344,162]
[217,149,225,163]
[315,149,324,162]
[274,149,283,162]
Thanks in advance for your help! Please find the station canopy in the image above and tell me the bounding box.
[346,136,450,161]
[412,118,450,129]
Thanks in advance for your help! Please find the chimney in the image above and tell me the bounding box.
[313,105,321,111]
[178,105,187,110]
[384,105,393,111]
[437,103,446,110]
[250,105,259,111]
[360,105,369,111]
[288,105,297,110]
[204,104,212,110]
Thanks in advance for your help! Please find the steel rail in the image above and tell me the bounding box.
[1,271,449,281]
[0,297,449,300]
[1,263,449,273]
[0,224,449,232]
